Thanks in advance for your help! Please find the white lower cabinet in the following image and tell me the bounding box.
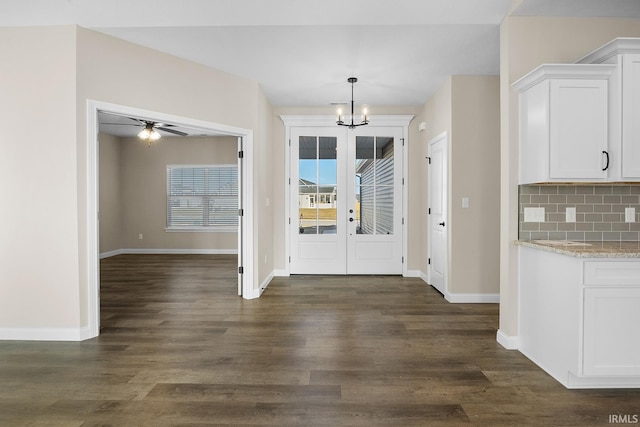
[519,245,640,388]
[583,287,640,376]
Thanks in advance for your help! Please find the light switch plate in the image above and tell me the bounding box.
[524,207,545,222]
[625,207,636,223]
[566,207,576,223]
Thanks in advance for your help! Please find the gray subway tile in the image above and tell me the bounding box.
[585,232,604,240]
[603,195,622,204]
[549,195,567,203]
[576,223,594,231]
[540,186,559,195]
[531,195,549,203]
[602,232,621,241]
[584,213,603,222]
[558,223,577,231]
[613,186,632,194]
[549,232,567,240]
[558,186,577,194]
[567,232,586,241]
[594,186,613,194]
[622,231,640,241]
[585,195,604,204]
[566,195,586,203]
[612,223,631,232]
[593,204,613,213]
[594,222,612,231]
[520,185,540,195]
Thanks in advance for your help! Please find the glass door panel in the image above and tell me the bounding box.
[354,136,395,235]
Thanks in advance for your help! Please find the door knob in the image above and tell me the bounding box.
[439,221,445,226]
[349,218,354,222]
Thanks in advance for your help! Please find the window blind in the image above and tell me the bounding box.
[167,165,238,229]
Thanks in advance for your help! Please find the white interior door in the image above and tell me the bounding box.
[346,127,403,274]
[428,133,447,294]
[290,125,403,275]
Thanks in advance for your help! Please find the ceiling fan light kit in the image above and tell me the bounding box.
[138,123,162,146]
[336,77,369,129]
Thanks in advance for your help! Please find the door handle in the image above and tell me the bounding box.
[602,150,609,171]
[439,222,445,226]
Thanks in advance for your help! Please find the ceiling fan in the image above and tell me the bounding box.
[101,116,189,146]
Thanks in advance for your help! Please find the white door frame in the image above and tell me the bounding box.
[86,100,255,340]
[280,115,413,277]
[427,131,448,295]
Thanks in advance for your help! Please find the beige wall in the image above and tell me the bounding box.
[0,26,81,329]
[415,76,500,296]
[0,25,274,333]
[450,75,500,294]
[500,17,640,337]
[98,133,123,253]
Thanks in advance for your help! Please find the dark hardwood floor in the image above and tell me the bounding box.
[1,254,639,426]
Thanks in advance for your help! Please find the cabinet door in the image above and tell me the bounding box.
[622,54,640,178]
[583,287,640,376]
[549,79,608,179]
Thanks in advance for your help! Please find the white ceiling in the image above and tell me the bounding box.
[2,0,640,132]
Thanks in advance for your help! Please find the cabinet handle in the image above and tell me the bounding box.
[602,151,609,171]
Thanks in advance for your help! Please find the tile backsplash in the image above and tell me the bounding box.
[519,185,640,241]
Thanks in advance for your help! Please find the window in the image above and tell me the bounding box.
[167,165,238,231]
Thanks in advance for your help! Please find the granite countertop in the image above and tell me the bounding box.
[516,240,640,258]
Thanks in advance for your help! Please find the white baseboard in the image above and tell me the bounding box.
[0,326,94,342]
[419,272,498,303]
[100,248,238,258]
[496,329,519,350]
[100,249,123,259]
[259,271,274,296]
[446,293,500,303]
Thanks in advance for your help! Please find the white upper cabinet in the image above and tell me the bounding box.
[579,38,640,180]
[513,64,615,184]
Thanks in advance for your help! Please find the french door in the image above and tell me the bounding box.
[290,125,403,275]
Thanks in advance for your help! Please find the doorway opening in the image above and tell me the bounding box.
[86,100,255,340]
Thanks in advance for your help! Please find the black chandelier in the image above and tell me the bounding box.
[336,77,369,129]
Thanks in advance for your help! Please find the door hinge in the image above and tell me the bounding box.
[428,208,431,214]
[401,138,405,146]
[239,266,244,274]
[239,208,244,216]
[289,256,291,263]
[402,256,404,264]
[402,218,405,225]
[402,178,405,185]
[289,217,291,224]
[238,150,244,159]
[289,139,291,146]
[289,178,291,185]
[428,258,431,265]
[426,156,431,164]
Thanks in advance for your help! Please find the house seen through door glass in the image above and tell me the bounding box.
[298,136,337,234]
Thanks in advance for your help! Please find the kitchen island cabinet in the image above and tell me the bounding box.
[518,241,640,388]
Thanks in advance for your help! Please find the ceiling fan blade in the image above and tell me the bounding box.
[101,122,142,126]
[157,127,188,136]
